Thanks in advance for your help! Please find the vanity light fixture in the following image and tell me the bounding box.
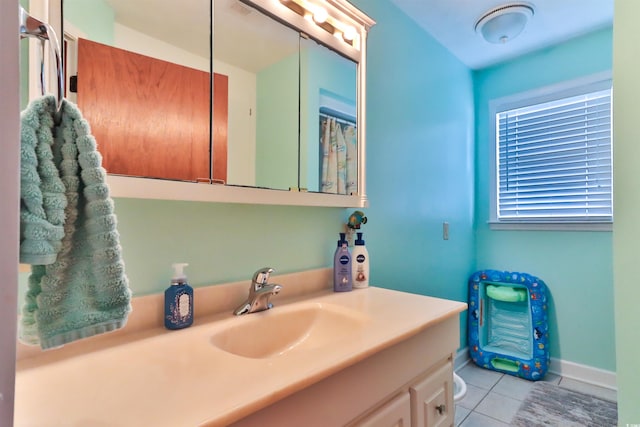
[279,0,360,48]
[475,3,534,44]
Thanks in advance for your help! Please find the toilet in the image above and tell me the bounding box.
[453,372,467,402]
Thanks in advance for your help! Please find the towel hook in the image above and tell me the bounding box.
[19,6,65,123]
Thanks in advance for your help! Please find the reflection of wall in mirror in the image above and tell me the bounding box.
[255,53,300,191]
[215,60,256,187]
[65,0,209,73]
[64,0,114,45]
[113,24,208,72]
[300,43,357,193]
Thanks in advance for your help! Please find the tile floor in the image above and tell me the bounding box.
[454,363,617,426]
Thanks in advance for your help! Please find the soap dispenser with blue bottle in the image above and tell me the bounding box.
[164,263,194,330]
[333,233,352,292]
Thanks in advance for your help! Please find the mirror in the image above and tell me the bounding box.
[299,36,358,194]
[62,0,373,206]
[215,1,358,193]
[63,0,212,182]
[214,0,300,191]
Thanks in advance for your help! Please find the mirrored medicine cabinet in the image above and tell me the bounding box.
[57,0,374,207]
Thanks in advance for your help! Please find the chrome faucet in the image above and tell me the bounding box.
[233,267,282,315]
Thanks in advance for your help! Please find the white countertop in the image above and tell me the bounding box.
[15,286,466,427]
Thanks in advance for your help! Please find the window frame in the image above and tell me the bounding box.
[488,72,613,231]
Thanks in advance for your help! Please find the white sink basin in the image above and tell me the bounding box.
[209,302,370,359]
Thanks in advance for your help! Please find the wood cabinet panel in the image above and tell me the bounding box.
[212,72,228,183]
[77,38,226,182]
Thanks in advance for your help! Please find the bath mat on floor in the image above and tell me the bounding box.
[512,381,617,427]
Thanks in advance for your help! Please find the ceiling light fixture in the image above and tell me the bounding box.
[475,3,534,44]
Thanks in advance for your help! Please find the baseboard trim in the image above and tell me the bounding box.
[454,347,617,391]
[454,347,471,370]
[549,357,617,391]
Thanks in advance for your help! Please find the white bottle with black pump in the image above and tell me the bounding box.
[351,232,369,289]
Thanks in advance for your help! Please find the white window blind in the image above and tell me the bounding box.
[496,87,612,222]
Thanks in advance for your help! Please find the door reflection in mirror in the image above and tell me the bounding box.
[63,0,214,182]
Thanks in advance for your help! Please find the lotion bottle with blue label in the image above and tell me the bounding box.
[165,263,194,330]
[333,233,352,292]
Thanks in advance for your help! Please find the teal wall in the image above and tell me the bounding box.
[20,201,345,301]
[350,0,476,346]
[112,199,344,294]
[256,54,299,190]
[613,0,640,423]
[473,28,615,371]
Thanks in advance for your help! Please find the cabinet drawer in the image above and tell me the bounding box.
[410,361,453,427]
[355,392,411,427]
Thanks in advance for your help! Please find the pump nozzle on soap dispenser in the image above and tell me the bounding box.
[171,263,189,284]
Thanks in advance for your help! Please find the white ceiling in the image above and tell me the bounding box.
[105,0,209,57]
[104,0,299,72]
[388,0,614,69]
[214,0,300,73]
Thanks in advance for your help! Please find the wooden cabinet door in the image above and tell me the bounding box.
[355,392,412,427]
[410,362,454,427]
[77,38,227,182]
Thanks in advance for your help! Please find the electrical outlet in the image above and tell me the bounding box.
[443,222,449,240]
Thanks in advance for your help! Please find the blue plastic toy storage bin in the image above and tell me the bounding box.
[468,270,549,381]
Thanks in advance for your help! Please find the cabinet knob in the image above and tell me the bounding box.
[436,404,446,415]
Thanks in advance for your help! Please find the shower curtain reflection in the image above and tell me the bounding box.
[320,113,357,194]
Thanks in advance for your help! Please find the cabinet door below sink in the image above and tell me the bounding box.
[410,361,454,427]
[356,392,411,427]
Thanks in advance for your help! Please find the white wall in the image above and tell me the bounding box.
[613,0,640,423]
[214,59,257,187]
[113,23,208,72]
[0,0,20,424]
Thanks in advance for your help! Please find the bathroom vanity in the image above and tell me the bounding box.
[14,269,466,427]
[229,300,461,427]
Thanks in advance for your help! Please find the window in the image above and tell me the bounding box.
[489,74,612,230]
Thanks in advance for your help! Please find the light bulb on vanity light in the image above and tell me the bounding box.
[342,25,357,41]
[312,5,328,23]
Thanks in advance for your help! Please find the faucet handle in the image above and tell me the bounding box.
[252,267,274,287]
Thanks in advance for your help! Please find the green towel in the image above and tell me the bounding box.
[19,95,132,350]
[20,95,67,264]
